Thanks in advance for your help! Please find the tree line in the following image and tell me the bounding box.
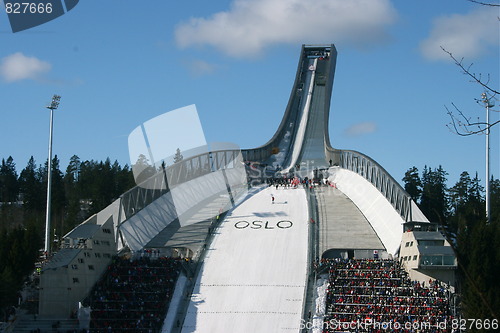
[403,166,499,322]
[0,155,135,231]
[0,155,135,312]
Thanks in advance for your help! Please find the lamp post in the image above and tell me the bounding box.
[481,92,494,224]
[44,95,61,257]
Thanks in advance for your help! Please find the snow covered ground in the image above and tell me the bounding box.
[182,186,309,332]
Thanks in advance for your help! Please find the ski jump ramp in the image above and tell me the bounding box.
[111,44,426,261]
[38,44,433,323]
[182,187,309,332]
[114,44,429,330]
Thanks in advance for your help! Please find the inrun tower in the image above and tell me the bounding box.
[243,45,337,171]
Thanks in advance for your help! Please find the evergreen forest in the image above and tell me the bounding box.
[0,155,135,313]
[403,166,500,322]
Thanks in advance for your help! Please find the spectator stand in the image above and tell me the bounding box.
[318,259,453,333]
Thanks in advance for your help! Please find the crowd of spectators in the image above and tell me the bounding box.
[86,256,182,332]
[267,176,300,189]
[266,176,331,189]
[321,259,453,332]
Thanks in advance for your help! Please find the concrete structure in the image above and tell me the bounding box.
[316,186,386,259]
[399,221,457,288]
[39,215,115,318]
[32,44,452,330]
[242,45,336,170]
[326,167,423,256]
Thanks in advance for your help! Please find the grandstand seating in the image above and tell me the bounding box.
[84,256,182,332]
[321,259,452,333]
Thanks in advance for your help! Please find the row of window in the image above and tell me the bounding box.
[71,253,112,271]
[92,240,112,246]
[401,254,456,266]
[71,264,95,271]
[82,252,111,259]
[405,239,445,248]
[420,255,456,266]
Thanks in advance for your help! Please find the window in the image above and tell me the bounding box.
[84,252,91,257]
[93,240,100,245]
[405,242,410,247]
[410,241,414,246]
[421,255,451,266]
[102,228,111,234]
[78,258,84,264]
[103,253,111,258]
[72,278,79,283]
[95,253,101,258]
[71,264,78,270]
[419,240,445,246]
[88,265,95,270]
[443,256,455,265]
[413,255,417,261]
[102,240,111,246]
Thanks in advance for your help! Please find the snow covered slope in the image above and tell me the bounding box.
[182,186,309,332]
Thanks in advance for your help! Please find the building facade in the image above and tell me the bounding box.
[399,221,457,288]
[38,216,116,318]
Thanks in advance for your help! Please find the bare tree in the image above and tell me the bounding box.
[444,0,499,136]
[443,47,499,136]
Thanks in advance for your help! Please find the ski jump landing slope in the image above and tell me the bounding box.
[182,186,309,333]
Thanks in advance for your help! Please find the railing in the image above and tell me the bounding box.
[120,148,245,220]
[241,147,275,164]
[120,172,169,219]
[326,147,413,222]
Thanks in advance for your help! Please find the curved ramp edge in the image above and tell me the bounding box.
[328,167,405,255]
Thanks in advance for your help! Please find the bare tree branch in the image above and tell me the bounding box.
[446,102,500,136]
[441,47,500,95]
[467,0,500,6]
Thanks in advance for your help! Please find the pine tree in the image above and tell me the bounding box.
[449,171,473,233]
[402,166,422,202]
[132,154,156,185]
[490,178,500,223]
[64,155,81,230]
[0,156,19,203]
[49,156,66,240]
[18,156,44,213]
[420,165,449,224]
[173,148,183,163]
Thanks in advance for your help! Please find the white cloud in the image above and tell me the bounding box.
[420,7,499,61]
[175,0,397,58]
[344,122,377,137]
[0,52,51,82]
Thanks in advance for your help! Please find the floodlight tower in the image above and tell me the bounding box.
[44,94,61,256]
[482,92,494,224]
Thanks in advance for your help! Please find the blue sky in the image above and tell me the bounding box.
[0,0,498,187]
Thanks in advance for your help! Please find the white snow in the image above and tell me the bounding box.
[162,273,188,333]
[182,186,309,332]
[283,58,317,172]
[312,275,329,333]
